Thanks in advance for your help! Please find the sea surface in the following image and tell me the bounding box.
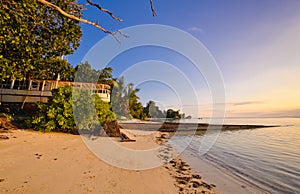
[170,118,300,194]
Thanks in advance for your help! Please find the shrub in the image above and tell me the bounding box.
[29,86,115,134]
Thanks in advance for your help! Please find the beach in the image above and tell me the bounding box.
[0,129,177,193]
[1,1,299,193]
[2,118,294,193]
[0,128,216,194]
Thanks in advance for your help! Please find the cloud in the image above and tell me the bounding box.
[232,101,263,106]
[226,107,300,118]
[187,27,204,33]
[271,108,300,118]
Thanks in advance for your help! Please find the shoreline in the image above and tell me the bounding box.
[1,124,272,193]
[180,149,269,194]
[0,129,178,193]
[0,129,217,193]
[119,121,279,132]
[116,128,217,193]
[153,129,268,194]
[121,122,272,194]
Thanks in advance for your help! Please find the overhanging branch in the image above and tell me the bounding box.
[36,0,126,42]
[87,0,123,22]
[150,0,157,16]
[36,0,157,42]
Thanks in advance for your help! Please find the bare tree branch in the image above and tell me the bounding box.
[112,30,130,44]
[149,0,157,16]
[86,0,123,22]
[36,0,157,42]
[36,0,126,42]
[70,2,87,7]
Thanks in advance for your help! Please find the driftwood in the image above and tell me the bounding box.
[102,121,136,142]
[120,133,136,142]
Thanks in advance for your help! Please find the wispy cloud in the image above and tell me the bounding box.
[180,101,264,108]
[187,27,204,33]
[273,108,300,118]
[227,108,300,118]
[232,101,263,106]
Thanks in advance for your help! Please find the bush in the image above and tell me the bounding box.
[29,86,115,134]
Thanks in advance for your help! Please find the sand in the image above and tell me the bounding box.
[1,127,267,194]
[0,130,178,194]
[120,129,217,193]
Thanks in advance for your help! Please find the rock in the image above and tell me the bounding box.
[192,174,201,179]
[192,181,201,188]
[101,121,121,137]
[0,135,9,140]
[176,176,191,182]
[202,182,212,189]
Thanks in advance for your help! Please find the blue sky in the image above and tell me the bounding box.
[68,0,300,118]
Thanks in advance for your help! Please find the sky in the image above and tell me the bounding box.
[68,0,300,118]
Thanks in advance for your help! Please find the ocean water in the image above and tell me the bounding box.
[170,118,300,194]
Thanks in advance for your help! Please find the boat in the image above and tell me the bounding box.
[0,79,111,109]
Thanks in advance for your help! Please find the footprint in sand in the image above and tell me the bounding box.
[35,153,43,159]
[83,171,96,179]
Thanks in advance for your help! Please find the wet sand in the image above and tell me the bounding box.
[181,149,268,194]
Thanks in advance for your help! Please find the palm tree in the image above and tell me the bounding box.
[111,77,144,119]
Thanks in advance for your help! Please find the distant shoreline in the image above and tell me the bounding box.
[119,121,279,132]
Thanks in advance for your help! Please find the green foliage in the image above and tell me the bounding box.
[95,95,116,124]
[129,89,147,120]
[29,86,115,133]
[110,77,146,119]
[166,109,181,119]
[0,0,82,80]
[74,62,99,83]
[144,100,165,118]
[73,88,115,132]
[98,67,114,85]
[75,62,114,85]
[0,113,13,122]
[30,86,75,133]
[111,77,128,118]
[110,76,182,120]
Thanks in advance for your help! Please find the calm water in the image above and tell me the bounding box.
[171,118,300,194]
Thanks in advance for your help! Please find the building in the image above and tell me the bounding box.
[0,79,111,109]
